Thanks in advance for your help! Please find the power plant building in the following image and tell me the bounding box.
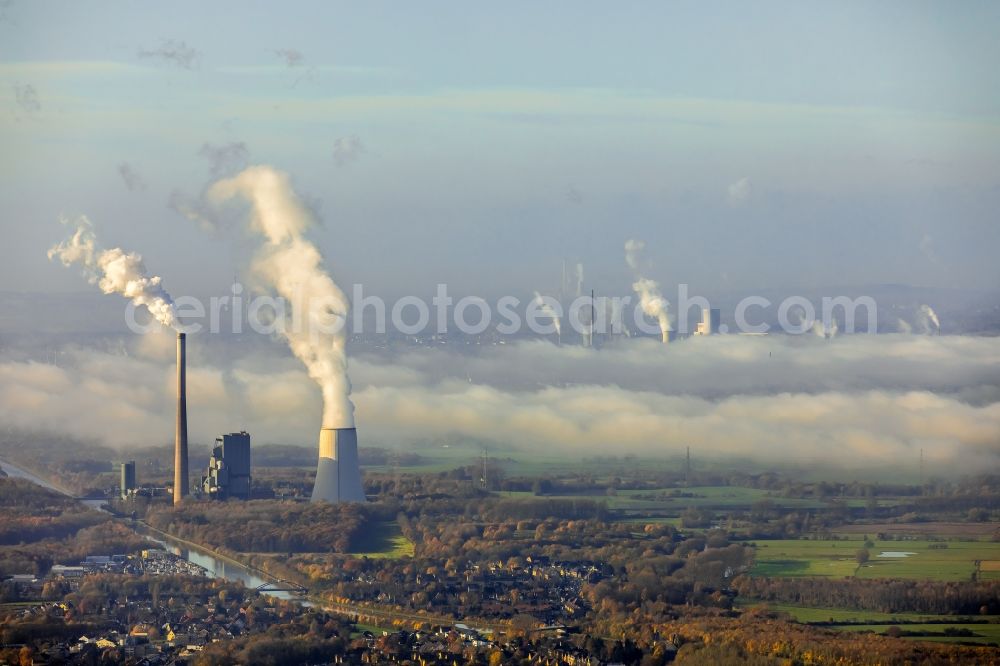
[202,431,252,500]
[120,461,136,499]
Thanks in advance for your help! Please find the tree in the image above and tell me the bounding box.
[855,548,870,566]
[532,478,553,496]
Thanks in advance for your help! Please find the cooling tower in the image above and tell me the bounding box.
[311,427,365,503]
[173,332,189,505]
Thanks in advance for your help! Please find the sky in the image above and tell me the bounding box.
[1,2,998,469]
[2,1,1000,300]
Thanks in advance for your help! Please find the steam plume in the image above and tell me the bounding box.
[812,318,838,339]
[47,216,178,329]
[207,166,354,428]
[919,304,940,334]
[896,318,913,334]
[624,239,671,342]
[532,291,562,341]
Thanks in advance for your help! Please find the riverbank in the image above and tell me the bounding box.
[133,519,283,585]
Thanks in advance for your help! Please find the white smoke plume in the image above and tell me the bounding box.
[624,239,671,342]
[812,318,838,339]
[897,318,913,334]
[47,216,178,330]
[532,291,562,340]
[575,263,584,298]
[207,166,354,428]
[919,304,941,334]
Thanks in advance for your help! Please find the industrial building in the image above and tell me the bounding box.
[120,461,136,499]
[201,431,252,500]
[694,308,721,335]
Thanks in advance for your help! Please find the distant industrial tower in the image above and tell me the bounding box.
[684,446,692,486]
[695,308,721,336]
[311,428,366,503]
[480,447,489,489]
[202,431,252,500]
[586,288,596,348]
[173,332,189,505]
[120,461,136,499]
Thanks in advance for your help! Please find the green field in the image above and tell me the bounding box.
[350,522,415,559]
[829,623,1000,645]
[351,623,391,638]
[737,602,1000,646]
[752,539,1000,581]
[743,602,968,624]
[498,485,829,517]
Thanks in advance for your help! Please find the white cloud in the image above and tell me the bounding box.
[332,135,364,167]
[138,39,201,70]
[12,82,40,114]
[198,141,249,177]
[117,162,146,192]
[727,176,753,205]
[920,233,940,265]
[0,334,996,471]
[274,49,304,68]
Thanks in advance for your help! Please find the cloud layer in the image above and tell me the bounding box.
[0,333,997,471]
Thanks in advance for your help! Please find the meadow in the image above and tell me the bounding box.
[349,522,415,559]
[738,602,1000,646]
[828,622,1000,646]
[751,539,1000,581]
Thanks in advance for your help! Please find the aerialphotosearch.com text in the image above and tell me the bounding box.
[125,283,877,338]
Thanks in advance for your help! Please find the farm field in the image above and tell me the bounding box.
[752,539,1000,581]
[499,485,829,516]
[835,522,998,539]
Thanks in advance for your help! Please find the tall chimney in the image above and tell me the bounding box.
[173,332,189,505]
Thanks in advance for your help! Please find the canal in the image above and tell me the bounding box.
[0,458,306,603]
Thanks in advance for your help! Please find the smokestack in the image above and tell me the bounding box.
[173,332,189,505]
[312,427,365,503]
[590,289,595,348]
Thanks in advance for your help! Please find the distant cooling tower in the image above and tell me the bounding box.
[173,332,189,505]
[311,427,365,503]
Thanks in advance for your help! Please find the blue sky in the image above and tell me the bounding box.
[2,1,999,299]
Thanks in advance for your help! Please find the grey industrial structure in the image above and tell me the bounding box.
[120,461,136,499]
[311,427,366,503]
[695,308,721,336]
[201,431,252,500]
